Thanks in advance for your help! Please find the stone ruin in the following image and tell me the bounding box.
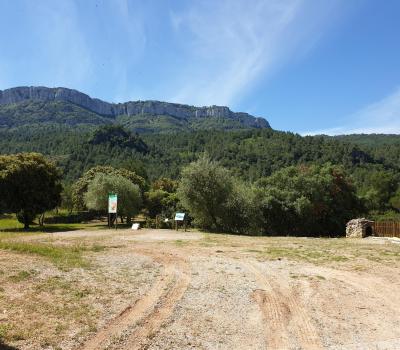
[346,218,374,238]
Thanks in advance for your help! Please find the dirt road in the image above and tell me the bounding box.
[1,229,400,349]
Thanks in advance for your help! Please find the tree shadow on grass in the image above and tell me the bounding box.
[0,223,108,234]
[0,342,19,350]
[1,225,80,233]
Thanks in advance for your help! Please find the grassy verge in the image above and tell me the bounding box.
[0,240,89,269]
[0,228,106,269]
[198,233,400,265]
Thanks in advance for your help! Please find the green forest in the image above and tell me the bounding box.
[2,96,400,234]
[2,123,400,230]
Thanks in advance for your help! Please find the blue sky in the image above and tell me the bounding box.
[0,0,399,134]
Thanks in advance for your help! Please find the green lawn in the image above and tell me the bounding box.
[0,214,107,233]
[0,214,23,231]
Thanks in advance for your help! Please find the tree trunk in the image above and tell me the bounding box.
[23,218,29,230]
[38,213,45,227]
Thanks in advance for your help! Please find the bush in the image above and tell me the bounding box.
[44,211,100,224]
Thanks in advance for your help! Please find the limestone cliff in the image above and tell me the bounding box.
[0,86,270,129]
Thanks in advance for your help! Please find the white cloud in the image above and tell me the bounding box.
[303,87,400,135]
[168,0,344,107]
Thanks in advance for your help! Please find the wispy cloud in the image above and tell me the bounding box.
[168,0,343,107]
[0,0,349,108]
[303,87,400,135]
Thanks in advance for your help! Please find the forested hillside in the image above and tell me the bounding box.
[0,126,380,181]
[333,134,400,147]
[1,87,400,221]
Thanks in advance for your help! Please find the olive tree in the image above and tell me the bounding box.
[73,166,146,210]
[177,156,256,234]
[84,173,142,223]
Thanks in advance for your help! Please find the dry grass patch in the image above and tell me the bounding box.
[0,231,107,270]
[197,233,400,266]
[0,245,161,349]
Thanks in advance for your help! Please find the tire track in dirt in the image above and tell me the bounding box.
[79,252,190,350]
[251,288,291,349]
[246,262,323,350]
[121,256,191,350]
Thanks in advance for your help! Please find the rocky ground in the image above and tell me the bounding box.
[1,229,400,350]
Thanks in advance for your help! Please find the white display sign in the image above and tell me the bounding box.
[175,212,185,221]
[108,194,118,213]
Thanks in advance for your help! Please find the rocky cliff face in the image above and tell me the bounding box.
[0,86,270,128]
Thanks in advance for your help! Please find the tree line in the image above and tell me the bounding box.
[1,125,400,222]
[1,152,363,235]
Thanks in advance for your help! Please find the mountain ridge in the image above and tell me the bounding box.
[0,86,270,129]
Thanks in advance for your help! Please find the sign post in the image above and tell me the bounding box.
[108,193,118,229]
[174,212,186,231]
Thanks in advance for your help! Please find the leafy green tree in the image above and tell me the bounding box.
[84,173,142,222]
[144,190,180,219]
[256,164,363,236]
[144,177,180,219]
[178,156,233,231]
[72,166,146,210]
[151,178,178,193]
[145,189,169,218]
[61,184,74,214]
[177,156,255,233]
[351,166,398,212]
[389,188,400,211]
[221,180,259,234]
[0,153,62,229]
[120,159,149,182]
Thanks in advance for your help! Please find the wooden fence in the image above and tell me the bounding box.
[373,221,400,238]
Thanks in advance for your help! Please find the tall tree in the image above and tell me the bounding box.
[84,173,142,223]
[0,153,62,229]
[72,166,146,210]
[256,164,364,236]
[177,156,255,233]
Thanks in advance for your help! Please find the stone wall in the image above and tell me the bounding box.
[346,218,374,238]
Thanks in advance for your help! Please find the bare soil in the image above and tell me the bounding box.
[1,228,400,350]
